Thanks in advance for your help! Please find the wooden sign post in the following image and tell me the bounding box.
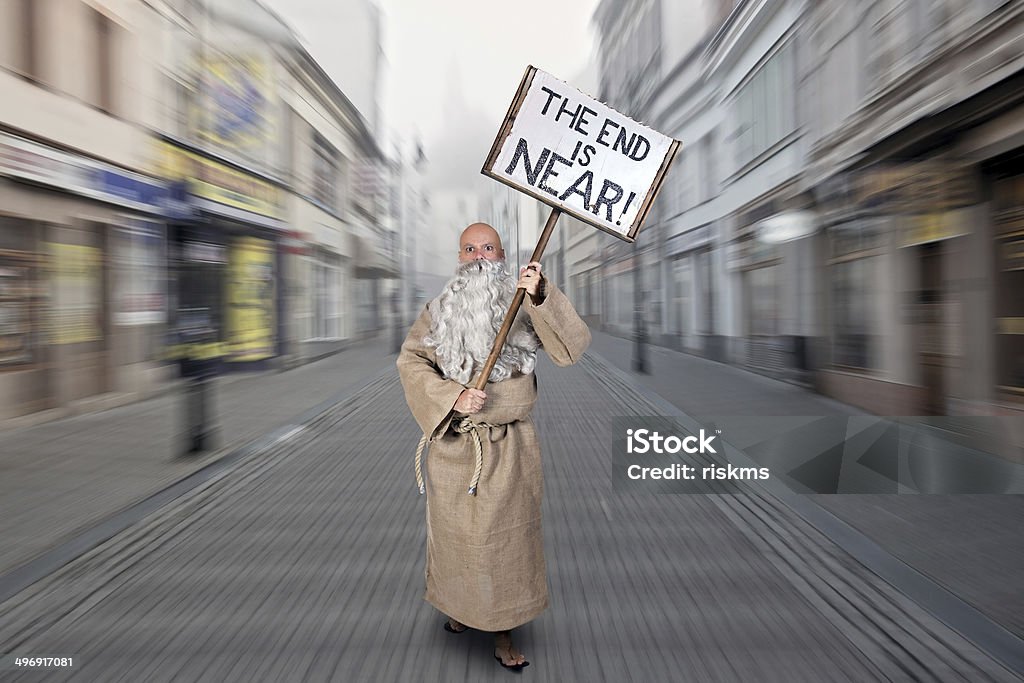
[473,207,561,390]
[475,65,681,387]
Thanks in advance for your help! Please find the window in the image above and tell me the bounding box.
[94,7,114,113]
[0,242,39,366]
[312,134,337,210]
[699,133,716,202]
[173,77,192,137]
[994,175,1024,393]
[672,256,692,336]
[112,222,166,327]
[2,0,38,79]
[765,58,780,143]
[832,257,877,370]
[751,74,765,154]
[664,151,683,218]
[281,106,294,180]
[995,237,1024,392]
[748,264,779,337]
[307,255,343,340]
[606,269,634,329]
[733,41,796,169]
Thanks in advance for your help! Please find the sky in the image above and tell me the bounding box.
[263,0,602,190]
[376,0,601,145]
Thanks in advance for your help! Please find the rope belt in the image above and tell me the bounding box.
[414,416,501,496]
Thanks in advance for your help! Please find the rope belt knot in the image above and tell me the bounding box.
[414,416,501,496]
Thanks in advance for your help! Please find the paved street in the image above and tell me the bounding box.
[0,338,397,577]
[0,330,1021,681]
[589,330,1024,646]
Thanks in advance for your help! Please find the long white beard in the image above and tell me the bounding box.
[424,259,540,384]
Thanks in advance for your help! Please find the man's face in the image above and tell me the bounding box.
[458,224,505,263]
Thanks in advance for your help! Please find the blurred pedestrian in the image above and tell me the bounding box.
[396,222,590,670]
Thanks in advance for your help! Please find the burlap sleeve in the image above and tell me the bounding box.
[396,304,467,440]
[524,277,591,367]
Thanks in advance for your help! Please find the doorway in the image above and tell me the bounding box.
[916,241,945,415]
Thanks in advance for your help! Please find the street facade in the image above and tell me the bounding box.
[0,0,405,424]
[533,0,1024,425]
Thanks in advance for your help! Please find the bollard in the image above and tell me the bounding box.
[180,353,221,455]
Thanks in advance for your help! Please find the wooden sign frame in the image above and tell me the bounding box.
[481,65,681,244]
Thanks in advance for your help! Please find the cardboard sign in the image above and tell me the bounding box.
[483,66,680,242]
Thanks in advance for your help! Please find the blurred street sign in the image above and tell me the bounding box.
[0,132,170,215]
[757,211,818,244]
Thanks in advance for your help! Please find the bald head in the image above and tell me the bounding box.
[458,223,505,263]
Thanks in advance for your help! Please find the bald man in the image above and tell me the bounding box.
[396,223,591,669]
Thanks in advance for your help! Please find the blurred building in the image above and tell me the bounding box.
[0,0,396,422]
[591,0,728,343]
[153,0,395,366]
[0,0,173,420]
[153,0,293,373]
[803,0,1023,418]
[702,0,810,374]
[265,0,385,139]
[393,138,429,326]
[275,40,389,366]
[587,0,1023,418]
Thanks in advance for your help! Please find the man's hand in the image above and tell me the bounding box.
[454,388,487,414]
[517,262,544,303]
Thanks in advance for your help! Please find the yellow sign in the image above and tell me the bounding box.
[860,163,977,212]
[48,243,102,345]
[226,237,275,361]
[1002,237,1024,271]
[159,143,280,218]
[997,317,1024,335]
[902,213,968,248]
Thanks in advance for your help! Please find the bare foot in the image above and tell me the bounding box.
[494,631,528,668]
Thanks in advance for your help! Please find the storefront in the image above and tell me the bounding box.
[992,171,1024,409]
[814,162,982,414]
[724,186,821,384]
[570,263,602,326]
[601,252,636,336]
[0,132,172,420]
[159,141,286,371]
[665,224,715,355]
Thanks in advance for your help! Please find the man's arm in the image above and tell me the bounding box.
[524,276,591,367]
[396,305,467,439]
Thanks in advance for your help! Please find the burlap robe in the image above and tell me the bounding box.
[396,280,590,631]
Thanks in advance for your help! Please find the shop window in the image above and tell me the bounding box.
[996,235,1024,393]
[305,256,344,341]
[831,257,877,370]
[748,264,779,337]
[672,256,692,337]
[0,257,37,366]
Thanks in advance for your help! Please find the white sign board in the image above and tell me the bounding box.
[483,66,680,242]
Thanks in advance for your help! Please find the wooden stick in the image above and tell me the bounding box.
[473,207,561,390]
